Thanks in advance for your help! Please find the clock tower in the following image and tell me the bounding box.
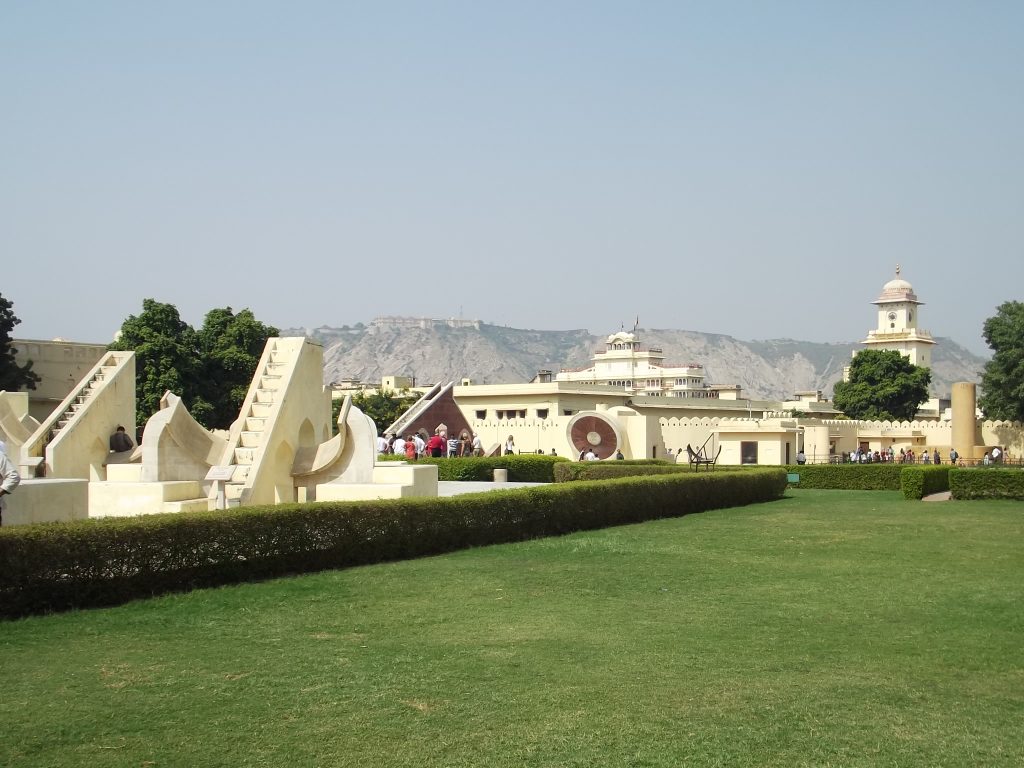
[861,265,935,368]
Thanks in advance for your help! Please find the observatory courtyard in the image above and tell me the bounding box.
[1,270,1022,766]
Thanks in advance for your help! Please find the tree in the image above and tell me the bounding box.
[978,300,1024,421]
[110,299,199,427]
[110,300,277,430]
[193,308,278,429]
[336,389,419,434]
[833,349,931,421]
[0,293,41,392]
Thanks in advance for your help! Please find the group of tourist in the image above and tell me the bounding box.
[377,429,485,459]
[847,447,949,464]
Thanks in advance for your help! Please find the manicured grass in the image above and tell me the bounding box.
[1,490,1022,767]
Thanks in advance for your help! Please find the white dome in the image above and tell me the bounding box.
[876,266,918,303]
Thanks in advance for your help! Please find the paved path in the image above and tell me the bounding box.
[922,491,952,502]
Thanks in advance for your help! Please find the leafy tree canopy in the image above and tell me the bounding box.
[978,300,1024,421]
[110,300,277,430]
[333,389,419,435]
[192,308,279,428]
[0,293,42,391]
[832,349,931,421]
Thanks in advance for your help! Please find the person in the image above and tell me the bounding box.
[933,450,941,465]
[392,434,406,457]
[584,448,598,461]
[796,449,806,465]
[921,449,930,465]
[615,449,624,460]
[426,431,446,458]
[504,435,516,455]
[983,451,991,466]
[471,433,483,457]
[459,433,472,457]
[549,448,557,456]
[949,447,958,464]
[0,440,21,526]
[404,436,417,460]
[109,425,134,453]
[578,448,586,461]
[376,433,389,455]
[447,434,460,458]
[413,432,426,458]
[992,446,1002,464]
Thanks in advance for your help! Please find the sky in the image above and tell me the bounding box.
[3,1,1021,355]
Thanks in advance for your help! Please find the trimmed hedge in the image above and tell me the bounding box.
[950,468,1024,500]
[0,469,787,618]
[782,464,903,490]
[555,462,697,482]
[379,454,568,482]
[900,466,952,500]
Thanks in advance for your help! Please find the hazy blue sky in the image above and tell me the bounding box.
[3,1,1021,354]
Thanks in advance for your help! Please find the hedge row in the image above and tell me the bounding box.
[950,468,1024,499]
[782,464,903,490]
[555,462,698,482]
[900,466,952,500]
[0,469,787,618]
[379,454,568,482]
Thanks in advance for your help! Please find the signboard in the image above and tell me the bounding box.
[205,465,236,482]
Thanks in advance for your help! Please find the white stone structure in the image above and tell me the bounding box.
[860,265,935,368]
[555,330,722,399]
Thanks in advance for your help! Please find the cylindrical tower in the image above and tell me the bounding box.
[951,382,978,460]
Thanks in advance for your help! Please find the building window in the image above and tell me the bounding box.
[563,409,574,416]
[536,409,549,419]
[741,441,758,465]
[475,410,486,420]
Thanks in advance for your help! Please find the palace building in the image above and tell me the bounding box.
[554,330,725,398]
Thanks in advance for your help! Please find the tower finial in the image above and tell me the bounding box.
[895,263,901,277]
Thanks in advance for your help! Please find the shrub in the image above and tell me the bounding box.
[949,468,1024,500]
[782,464,903,490]
[900,466,951,500]
[377,454,567,482]
[555,462,697,482]
[0,469,786,618]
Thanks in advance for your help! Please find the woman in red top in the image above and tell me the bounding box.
[426,433,446,458]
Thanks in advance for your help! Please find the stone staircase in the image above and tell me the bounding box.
[21,351,134,476]
[220,340,295,506]
[48,364,115,443]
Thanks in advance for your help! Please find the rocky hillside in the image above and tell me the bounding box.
[283,322,986,401]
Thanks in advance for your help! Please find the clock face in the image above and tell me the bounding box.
[887,312,897,321]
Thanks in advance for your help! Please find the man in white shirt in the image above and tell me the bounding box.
[377,433,389,454]
[584,449,598,461]
[992,446,1002,463]
[392,435,406,457]
[0,441,21,526]
[413,433,426,457]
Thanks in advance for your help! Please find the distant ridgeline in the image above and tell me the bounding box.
[280,320,985,401]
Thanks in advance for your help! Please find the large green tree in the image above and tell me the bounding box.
[978,300,1024,421]
[110,299,199,427]
[0,293,41,392]
[193,308,279,428]
[335,389,419,434]
[833,349,931,421]
[110,300,277,430]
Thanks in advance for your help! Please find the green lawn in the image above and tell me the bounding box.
[1,490,1022,767]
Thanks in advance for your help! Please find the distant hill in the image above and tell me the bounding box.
[283,322,986,401]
